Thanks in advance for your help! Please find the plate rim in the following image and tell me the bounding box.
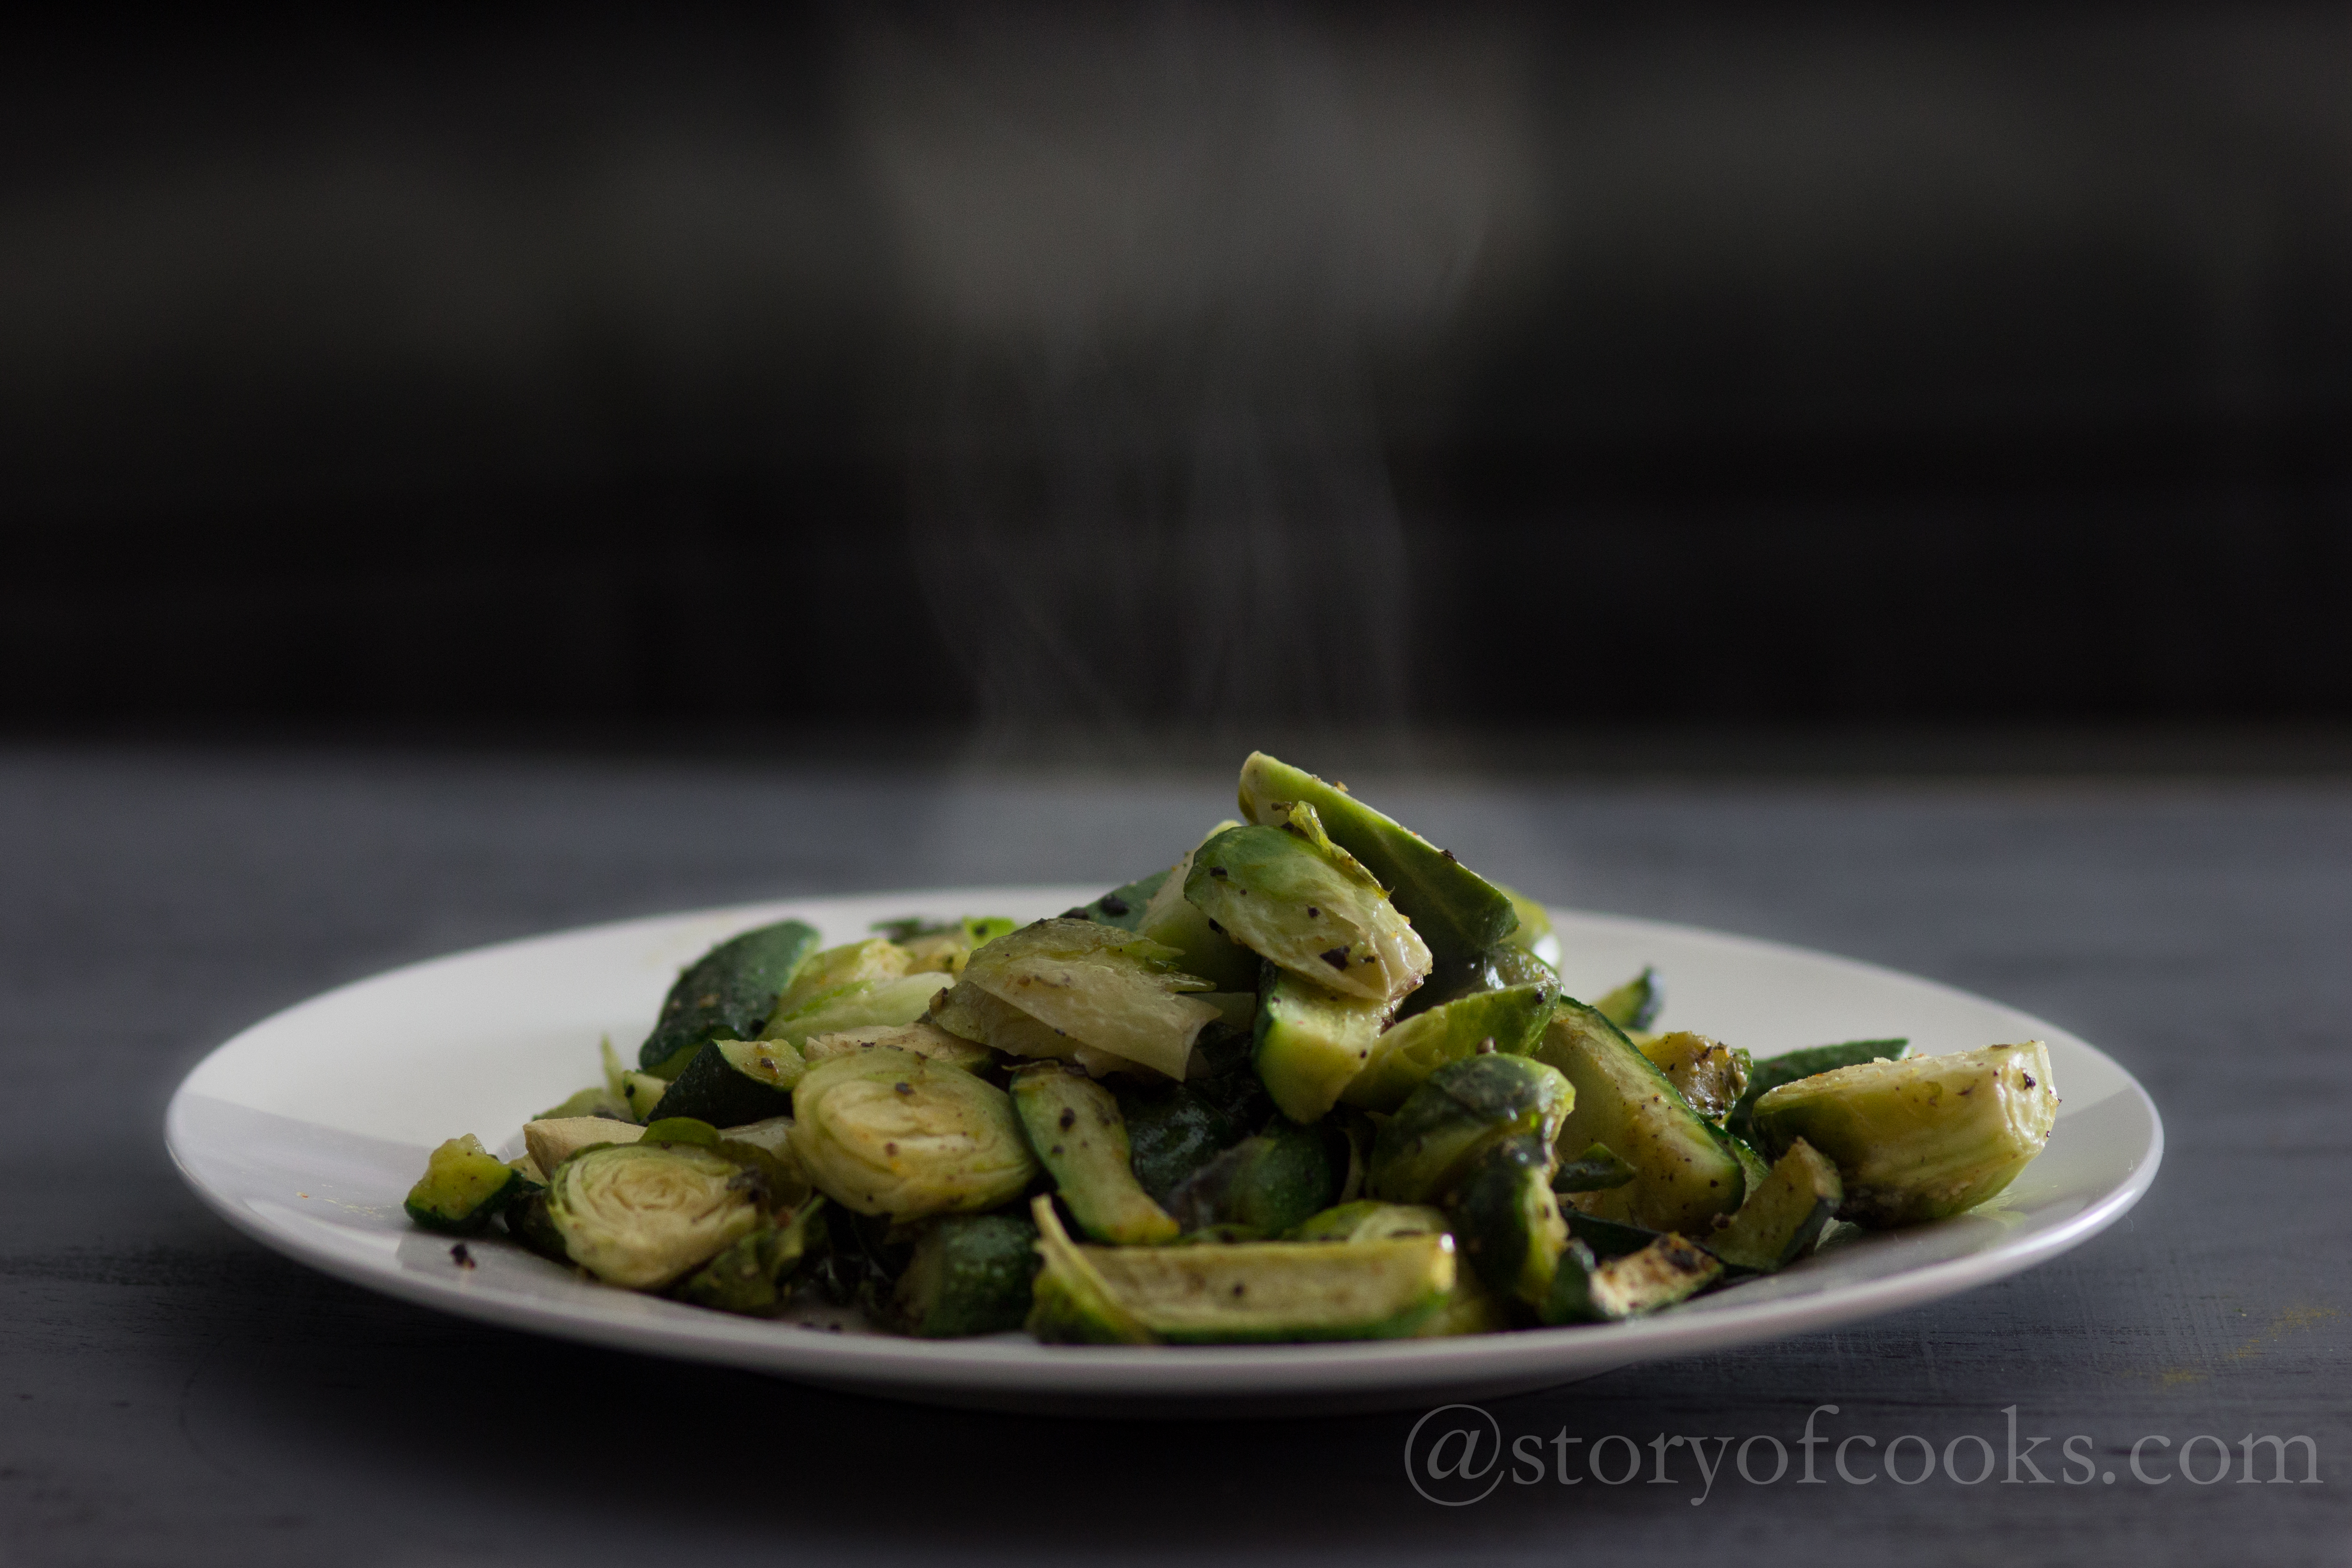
[164,887,2165,1406]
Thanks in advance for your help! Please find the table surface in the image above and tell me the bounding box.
[5,740,2346,1567]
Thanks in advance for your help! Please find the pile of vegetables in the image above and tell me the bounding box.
[404,751,2059,1343]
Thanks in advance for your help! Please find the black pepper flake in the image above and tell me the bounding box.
[1320,947,1349,970]
[1231,1283,1245,1297]
[1058,1107,1078,1130]
[449,1243,475,1268]
[1305,906,1319,918]
[1098,894,1129,916]
[885,1141,899,1156]
[1208,866,1228,879]
[1439,849,1459,864]
[894,1081,914,1096]
[1475,1036,1497,1056]
[2021,1073,2036,1088]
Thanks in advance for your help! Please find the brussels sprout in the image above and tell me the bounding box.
[874,916,1019,976]
[1253,967,1389,1123]
[1535,999,1747,1235]
[1750,1042,2057,1227]
[891,1211,1042,1337]
[1164,1117,1341,1235]
[763,974,953,1050]
[803,1020,995,1074]
[1367,1054,1575,1205]
[1063,870,1172,933]
[1447,1135,1571,1312]
[649,1037,807,1127]
[955,918,1222,1079]
[1725,1038,1910,1144]
[639,918,821,1077]
[536,1084,631,1122]
[1591,967,1662,1035]
[1395,941,1558,1021]
[716,1115,795,1159]
[546,1142,763,1289]
[1110,1079,1245,1203]
[1638,1031,1751,1126]
[1136,823,1263,991]
[1235,752,1517,965]
[1287,1199,1452,1243]
[1494,885,1559,967]
[792,1045,1039,1219]
[1342,983,1557,1113]
[1009,1063,1179,1244]
[1545,1233,1723,1324]
[675,1198,828,1315]
[523,1115,645,1175]
[1026,1197,1457,1344]
[404,1134,534,1234]
[774,937,913,1013]
[1705,1139,1842,1273]
[1185,808,1432,1007]
[1552,1141,1637,1194]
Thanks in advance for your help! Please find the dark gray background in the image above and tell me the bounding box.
[4,740,2344,1565]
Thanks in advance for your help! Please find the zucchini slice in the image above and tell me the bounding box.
[1545,1233,1723,1324]
[1342,982,1556,1113]
[1164,1117,1341,1236]
[1009,1064,1180,1245]
[404,1134,534,1234]
[1235,752,1519,965]
[1253,967,1389,1124]
[648,1037,807,1128]
[638,919,821,1077]
[1725,1037,1910,1143]
[1446,1135,1570,1313]
[1534,999,1747,1235]
[1751,1042,2057,1226]
[891,1210,1042,1337]
[1637,1032,1750,1125]
[1705,1139,1842,1273]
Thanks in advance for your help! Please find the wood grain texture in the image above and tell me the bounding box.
[1,744,2344,1565]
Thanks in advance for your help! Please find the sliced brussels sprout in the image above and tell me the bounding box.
[648,1037,806,1128]
[1286,1199,1452,1242]
[1591,967,1662,1035]
[536,1084,631,1122]
[1492,884,1560,968]
[638,918,821,1077]
[1552,1141,1637,1194]
[791,1045,1039,1219]
[1750,1042,2057,1227]
[1063,869,1173,933]
[1342,982,1557,1113]
[763,973,954,1050]
[523,1115,645,1175]
[875,916,1019,976]
[1725,1037,1910,1144]
[1253,967,1389,1123]
[404,1134,534,1234]
[546,1141,762,1289]
[1447,1135,1571,1313]
[1368,1053,1575,1205]
[1027,1196,1458,1344]
[1009,1063,1179,1244]
[803,1020,995,1074]
[675,1198,828,1315]
[1164,1116,1341,1235]
[956,917,1221,1079]
[1705,1138,1842,1273]
[1235,752,1518,965]
[1136,823,1263,991]
[891,1211,1042,1337]
[1110,1079,1245,1203]
[1536,998,1747,1235]
[1395,941,1558,1022]
[1185,808,1432,1007]
[774,937,913,1014]
[1637,1031,1751,1126]
[715,1115,795,1159]
[1545,1233,1723,1324]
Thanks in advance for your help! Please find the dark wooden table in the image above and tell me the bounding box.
[5,741,2345,1566]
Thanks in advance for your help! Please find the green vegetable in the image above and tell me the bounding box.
[1184,807,1432,1006]
[791,1045,1039,1219]
[1133,827,1263,991]
[891,1211,1043,1337]
[1446,1135,1570,1312]
[1164,1117,1340,1235]
[877,916,1019,976]
[802,1021,995,1075]
[1705,1139,1842,1273]
[536,1084,630,1122]
[1368,1053,1574,1205]
[1564,1211,1663,1259]
[763,974,954,1050]
[1026,1197,1456,1344]
[1252,966,1389,1123]
[501,1190,571,1264]
[953,917,1222,1079]
[1111,1080,1245,1203]
[404,1134,533,1234]
[773,937,913,1014]
[676,1198,828,1315]
[648,1037,807,1127]
[1396,942,1558,1021]
[639,919,821,1077]
[1638,1031,1751,1125]
[546,1141,762,1289]
[1591,967,1661,1034]
[1495,884,1556,963]
[1750,1042,2057,1227]
[1545,1233,1723,1324]
[1725,1038,1911,1143]
[1236,752,1519,965]
[1009,1064,1179,1244]
[1064,871,1172,933]
[1552,1141,1636,1194]
[1534,998,1747,1234]
[1287,1202,1513,1337]
[522,1115,644,1175]
[1342,982,1557,1113]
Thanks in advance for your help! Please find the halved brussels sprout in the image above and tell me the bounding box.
[803,1020,995,1074]
[1493,885,1560,968]
[1184,806,1432,1006]
[954,917,1221,1079]
[1638,1031,1750,1126]
[1368,1054,1575,1205]
[675,1197,828,1315]
[792,1045,1039,1219]
[1448,1135,1570,1312]
[1342,982,1556,1113]
[1750,1041,2057,1227]
[763,974,953,1049]
[1725,1037,1910,1144]
[873,916,1018,976]
[546,1142,763,1289]
[1591,967,1662,1035]
[775,937,912,1013]
[1137,822,1264,991]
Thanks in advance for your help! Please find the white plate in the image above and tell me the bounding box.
[166,887,2161,1417]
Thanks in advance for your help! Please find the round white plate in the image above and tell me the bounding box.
[166,887,2160,1417]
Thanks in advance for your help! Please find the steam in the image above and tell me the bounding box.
[845,8,1531,758]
